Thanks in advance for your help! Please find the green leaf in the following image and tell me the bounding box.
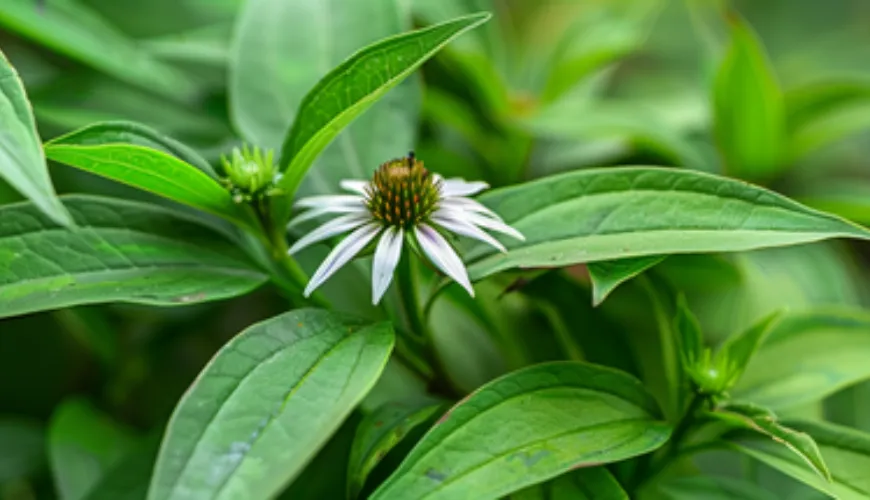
[45,120,218,178]
[712,14,785,181]
[790,100,870,159]
[44,138,255,230]
[148,309,394,500]
[727,419,870,499]
[650,475,778,500]
[674,294,704,374]
[230,0,418,199]
[279,412,362,500]
[370,361,672,500]
[466,167,870,281]
[714,310,784,385]
[347,400,441,499]
[510,467,629,500]
[712,403,830,482]
[0,0,195,100]
[587,255,666,306]
[0,49,71,225]
[733,309,870,410]
[785,79,870,158]
[0,195,267,319]
[522,100,707,169]
[798,180,870,226]
[0,418,44,483]
[276,12,491,199]
[48,399,138,500]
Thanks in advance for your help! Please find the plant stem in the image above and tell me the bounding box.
[397,255,461,399]
[635,392,706,488]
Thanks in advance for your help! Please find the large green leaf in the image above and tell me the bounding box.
[148,309,394,500]
[230,0,418,200]
[0,49,71,225]
[48,399,138,500]
[44,132,254,229]
[371,361,671,500]
[44,121,217,177]
[733,309,870,411]
[0,195,267,318]
[727,419,870,500]
[510,467,629,500]
[466,167,870,281]
[347,400,442,499]
[276,12,491,199]
[0,0,195,99]
[712,15,785,181]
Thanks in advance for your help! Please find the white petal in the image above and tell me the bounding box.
[304,223,382,297]
[288,212,370,254]
[439,197,499,219]
[340,179,370,196]
[287,204,367,230]
[295,194,363,209]
[414,224,474,296]
[371,226,404,304]
[431,213,506,253]
[462,210,525,241]
[440,178,489,197]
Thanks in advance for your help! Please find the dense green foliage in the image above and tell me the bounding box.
[3,1,870,499]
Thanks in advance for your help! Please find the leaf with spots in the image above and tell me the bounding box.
[148,309,394,500]
[370,361,671,500]
[0,195,267,319]
[466,167,870,281]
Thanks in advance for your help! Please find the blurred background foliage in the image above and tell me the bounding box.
[4,0,870,498]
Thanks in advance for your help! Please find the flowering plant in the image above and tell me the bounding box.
[2,2,870,500]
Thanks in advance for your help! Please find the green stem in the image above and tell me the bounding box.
[398,256,461,399]
[635,393,706,487]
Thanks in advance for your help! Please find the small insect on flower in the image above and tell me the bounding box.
[288,153,524,304]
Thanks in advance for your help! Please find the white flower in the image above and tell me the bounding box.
[287,153,524,304]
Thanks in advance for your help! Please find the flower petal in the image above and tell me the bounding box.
[439,197,500,219]
[464,211,525,241]
[414,224,474,296]
[431,213,506,253]
[340,179,370,196]
[287,204,367,230]
[371,226,404,304]
[294,194,363,209]
[440,178,489,197]
[304,223,382,297]
[288,212,371,254]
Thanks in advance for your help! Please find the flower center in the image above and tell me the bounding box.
[367,153,440,228]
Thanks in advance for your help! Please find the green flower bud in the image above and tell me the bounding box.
[220,145,279,202]
[685,348,741,397]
